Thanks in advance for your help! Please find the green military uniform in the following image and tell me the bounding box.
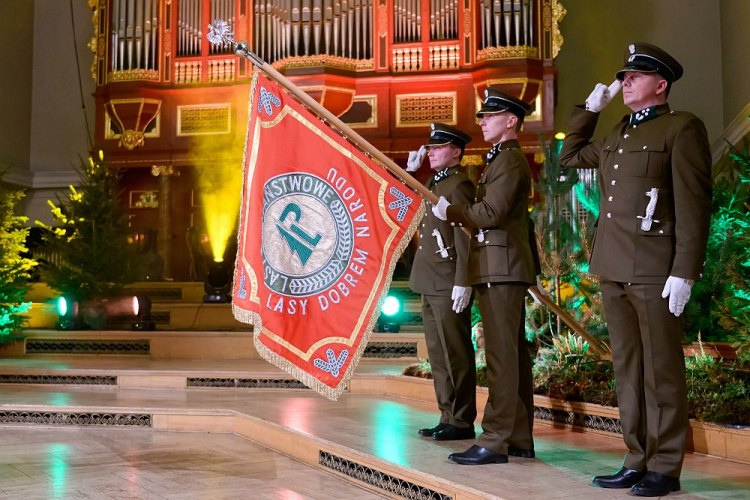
[409,124,477,431]
[445,89,538,455]
[560,44,712,479]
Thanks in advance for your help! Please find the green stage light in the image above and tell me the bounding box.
[57,296,68,317]
[55,296,87,330]
[381,296,401,316]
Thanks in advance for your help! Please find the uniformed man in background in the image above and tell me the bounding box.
[559,43,712,497]
[433,88,538,465]
[407,123,477,441]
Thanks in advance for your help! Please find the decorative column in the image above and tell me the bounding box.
[151,165,180,280]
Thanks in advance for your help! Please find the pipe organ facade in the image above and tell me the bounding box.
[88,0,565,279]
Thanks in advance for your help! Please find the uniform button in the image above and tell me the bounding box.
[419,234,423,238]
[624,134,629,139]
[450,222,455,226]
[643,145,648,150]
[699,273,703,278]
[659,230,664,234]
[419,246,422,249]
[459,223,463,227]
[608,196,613,202]
[606,213,612,218]
[618,148,623,153]
[611,180,616,185]
[614,164,619,169]
[633,125,637,128]
[606,146,610,150]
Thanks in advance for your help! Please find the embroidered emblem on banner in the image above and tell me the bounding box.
[388,187,413,221]
[258,87,282,116]
[314,348,349,378]
[261,173,354,297]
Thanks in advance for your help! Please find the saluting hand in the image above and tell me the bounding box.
[661,276,694,317]
[406,146,428,172]
[585,80,622,113]
[431,196,450,220]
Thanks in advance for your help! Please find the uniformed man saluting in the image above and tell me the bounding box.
[433,88,539,465]
[407,123,477,441]
[559,43,712,497]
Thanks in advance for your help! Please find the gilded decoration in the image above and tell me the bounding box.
[476,45,539,61]
[378,5,388,35]
[120,130,145,149]
[461,155,484,167]
[87,0,99,82]
[129,191,159,209]
[551,0,567,59]
[463,9,471,37]
[177,105,231,135]
[109,69,160,82]
[396,93,456,127]
[534,152,546,164]
[272,55,374,72]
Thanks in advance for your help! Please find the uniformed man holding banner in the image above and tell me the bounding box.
[559,43,712,497]
[433,88,538,465]
[407,123,477,442]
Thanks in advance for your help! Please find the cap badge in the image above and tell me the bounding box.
[430,123,436,130]
[484,89,489,98]
[629,44,635,54]
[628,55,636,62]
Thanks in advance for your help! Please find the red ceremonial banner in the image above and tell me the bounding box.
[232,72,424,400]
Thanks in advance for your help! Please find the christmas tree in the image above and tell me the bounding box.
[0,178,37,340]
[36,152,141,304]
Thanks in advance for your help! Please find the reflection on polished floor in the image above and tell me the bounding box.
[0,428,382,499]
[0,376,750,500]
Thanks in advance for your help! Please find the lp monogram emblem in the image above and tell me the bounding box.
[276,203,322,266]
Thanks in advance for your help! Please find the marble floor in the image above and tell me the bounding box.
[0,385,748,499]
[0,428,382,499]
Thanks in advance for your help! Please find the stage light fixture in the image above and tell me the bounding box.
[376,295,402,333]
[203,259,232,303]
[132,294,156,331]
[55,296,87,330]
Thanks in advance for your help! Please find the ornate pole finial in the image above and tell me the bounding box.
[207,19,265,67]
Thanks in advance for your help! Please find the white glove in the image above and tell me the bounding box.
[431,196,450,220]
[452,286,472,313]
[661,276,695,317]
[406,146,427,172]
[585,80,622,113]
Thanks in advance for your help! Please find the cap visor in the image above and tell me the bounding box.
[616,64,659,80]
[425,139,451,147]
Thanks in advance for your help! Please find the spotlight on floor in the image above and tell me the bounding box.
[55,296,87,330]
[132,294,156,331]
[376,295,402,333]
[203,259,232,303]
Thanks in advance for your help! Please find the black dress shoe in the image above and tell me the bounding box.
[508,445,535,458]
[418,423,448,437]
[433,425,475,441]
[448,445,508,465]
[631,471,680,497]
[592,467,647,488]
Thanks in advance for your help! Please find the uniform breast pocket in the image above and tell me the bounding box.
[626,138,667,178]
[471,229,509,277]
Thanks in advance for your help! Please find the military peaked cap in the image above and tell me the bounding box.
[476,87,533,120]
[616,42,683,83]
[426,122,472,150]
